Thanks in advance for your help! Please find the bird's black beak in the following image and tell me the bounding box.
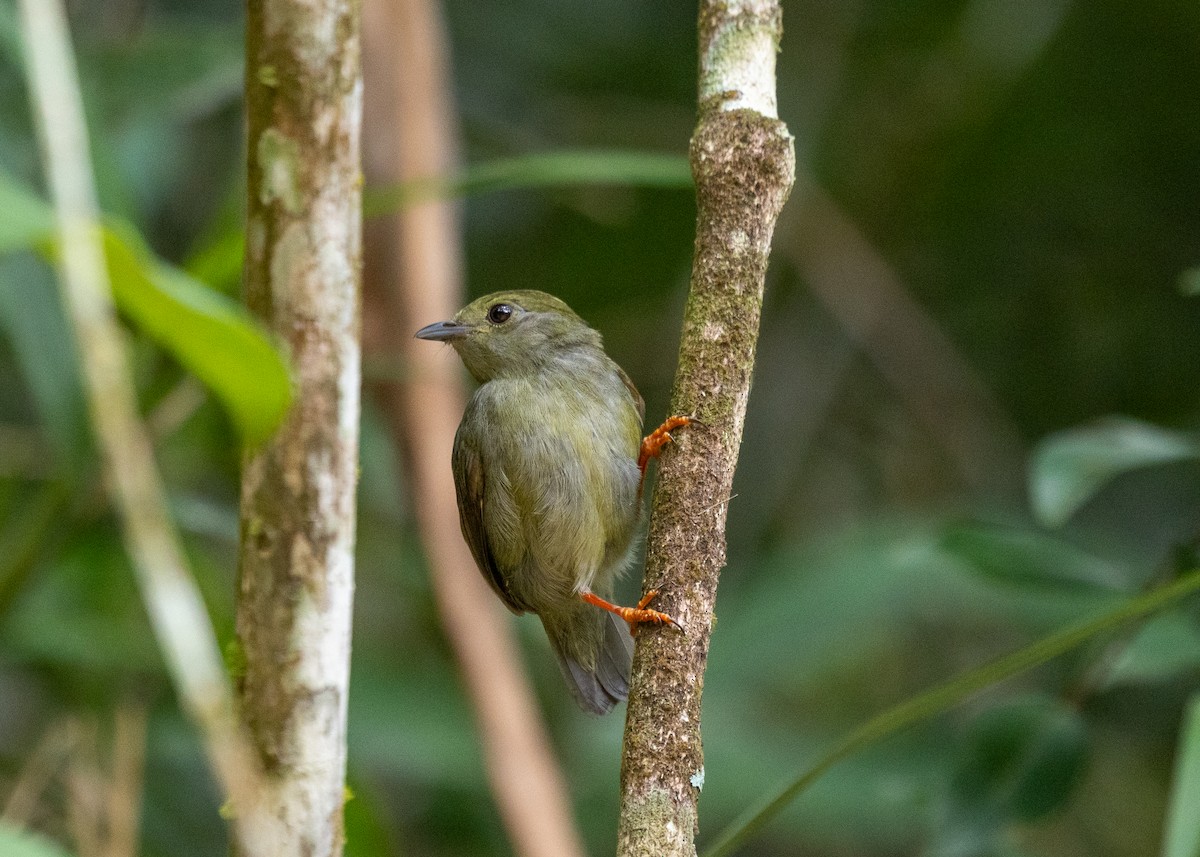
[414,320,471,342]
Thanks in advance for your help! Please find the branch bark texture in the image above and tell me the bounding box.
[617,2,794,855]
[237,1,362,854]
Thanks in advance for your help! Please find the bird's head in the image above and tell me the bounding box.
[415,290,601,382]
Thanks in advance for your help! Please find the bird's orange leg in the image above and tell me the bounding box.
[581,588,683,636]
[637,415,692,498]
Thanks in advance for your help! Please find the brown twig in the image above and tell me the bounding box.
[359,1,587,855]
[1,718,78,827]
[616,2,795,854]
[64,718,103,857]
[105,701,147,857]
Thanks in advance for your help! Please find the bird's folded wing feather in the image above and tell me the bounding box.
[452,428,529,613]
[615,364,646,425]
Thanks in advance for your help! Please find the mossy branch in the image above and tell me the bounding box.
[616,2,795,855]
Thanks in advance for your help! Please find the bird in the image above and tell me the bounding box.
[415,290,688,714]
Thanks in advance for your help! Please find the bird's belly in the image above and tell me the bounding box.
[470,374,643,612]
[502,432,640,607]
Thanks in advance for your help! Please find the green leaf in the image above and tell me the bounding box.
[1030,417,1200,528]
[2,526,163,674]
[700,568,1200,857]
[0,256,88,465]
[343,775,398,857]
[101,226,291,445]
[1179,267,1200,297]
[0,172,54,253]
[0,823,77,857]
[947,695,1087,826]
[0,2,23,68]
[1162,694,1200,857]
[363,149,693,216]
[941,520,1126,592]
[1104,614,1200,689]
[0,170,291,445]
[183,226,245,295]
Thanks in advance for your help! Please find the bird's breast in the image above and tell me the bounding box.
[468,369,642,600]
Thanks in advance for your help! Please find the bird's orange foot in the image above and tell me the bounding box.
[581,589,683,636]
[637,415,692,495]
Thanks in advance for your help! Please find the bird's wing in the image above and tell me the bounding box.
[615,364,646,424]
[452,427,528,613]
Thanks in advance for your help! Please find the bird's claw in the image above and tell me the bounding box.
[626,589,684,637]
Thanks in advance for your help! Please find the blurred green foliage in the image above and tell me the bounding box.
[0,173,291,445]
[0,824,76,857]
[1,1,1199,856]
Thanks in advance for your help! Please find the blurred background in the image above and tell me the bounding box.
[2,0,1200,855]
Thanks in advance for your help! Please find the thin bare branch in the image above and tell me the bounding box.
[105,701,147,857]
[2,719,78,827]
[361,0,587,854]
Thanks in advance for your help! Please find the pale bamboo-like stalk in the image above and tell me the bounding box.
[616,2,794,854]
[360,0,587,854]
[16,0,274,851]
[236,0,362,854]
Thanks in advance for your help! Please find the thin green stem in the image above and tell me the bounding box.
[701,569,1200,857]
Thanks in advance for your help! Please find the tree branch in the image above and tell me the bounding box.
[237,0,362,853]
[617,2,794,855]
[360,0,587,854]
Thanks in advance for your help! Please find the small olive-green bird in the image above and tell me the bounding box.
[416,290,684,714]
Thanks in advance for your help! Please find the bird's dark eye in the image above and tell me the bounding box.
[487,303,514,324]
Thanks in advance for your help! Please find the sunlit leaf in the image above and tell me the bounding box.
[101,225,291,445]
[1162,694,1200,857]
[1030,417,1200,528]
[0,171,291,445]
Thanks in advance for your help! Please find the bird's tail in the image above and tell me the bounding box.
[544,607,633,715]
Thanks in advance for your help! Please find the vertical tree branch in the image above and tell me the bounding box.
[237,0,362,854]
[617,2,794,855]
[360,1,587,854]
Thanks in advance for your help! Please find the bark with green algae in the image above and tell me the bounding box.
[236,1,362,855]
[616,2,794,855]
